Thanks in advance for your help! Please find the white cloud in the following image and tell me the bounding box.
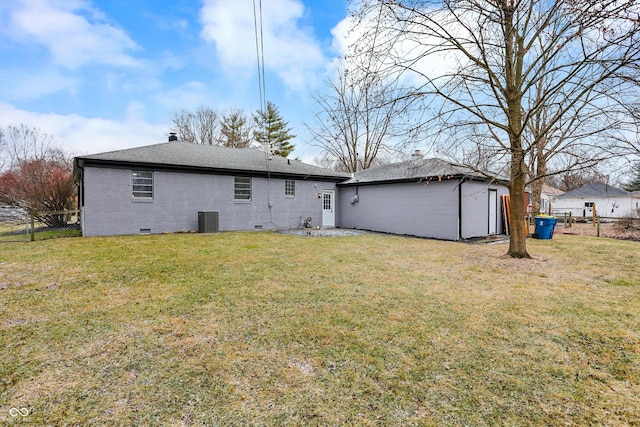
[199,0,325,91]
[329,8,463,87]
[4,0,140,69]
[329,15,354,56]
[154,81,211,110]
[0,66,79,102]
[0,102,168,156]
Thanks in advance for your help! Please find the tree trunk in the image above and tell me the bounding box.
[508,150,531,258]
[531,178,543,216]
[503,1,530,259]
[530,135,548,216]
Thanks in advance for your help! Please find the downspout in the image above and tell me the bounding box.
[458,179,463,240]
[74,158,85,236]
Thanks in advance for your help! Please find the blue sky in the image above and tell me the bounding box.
[0,0,352,161]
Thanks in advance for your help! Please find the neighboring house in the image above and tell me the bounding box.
[540,184,564,214]
[553,182,636,218]
[74,141,349,236]
[337,151,510,240]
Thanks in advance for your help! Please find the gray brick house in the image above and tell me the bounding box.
[74,141,348,236]
[74,142,508,240]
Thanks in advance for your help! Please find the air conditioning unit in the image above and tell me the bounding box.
[198,211,219,233]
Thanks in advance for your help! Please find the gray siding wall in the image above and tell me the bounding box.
[337,180,460,240]
[460,181,509,239]
[337,179,509,240]
[81,166,336,236]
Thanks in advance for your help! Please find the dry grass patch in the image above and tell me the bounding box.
[1,232,638,425]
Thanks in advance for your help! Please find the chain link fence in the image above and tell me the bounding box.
[0,207,81,242]
[0,206,29,242]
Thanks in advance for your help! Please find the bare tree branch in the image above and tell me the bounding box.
[172,106,220,145]
[350,0,640,257]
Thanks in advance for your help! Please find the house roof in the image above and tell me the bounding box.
[75,142,350,181]
[557,182,631,199]
[542,184,564,196]
[339,156,504,186]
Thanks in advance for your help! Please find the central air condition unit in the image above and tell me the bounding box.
[198,211,219,233]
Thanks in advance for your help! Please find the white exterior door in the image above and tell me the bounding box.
[583,202,594,218]
[488,189,498,235]
[322,191,335,227]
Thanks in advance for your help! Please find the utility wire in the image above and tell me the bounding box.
[252,0,267,116]
[252,0,273,222]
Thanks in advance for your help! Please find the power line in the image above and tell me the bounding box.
[252,0,267,116]
[252,0,273,218]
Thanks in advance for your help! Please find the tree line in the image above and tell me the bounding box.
[172,101,295,158]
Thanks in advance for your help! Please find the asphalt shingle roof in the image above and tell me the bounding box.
[542,184,564,196]
[76,142,350,181]
[558,182,631,198]
[339,157,502,185]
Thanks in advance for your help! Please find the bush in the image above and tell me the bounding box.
[614,208,640,231]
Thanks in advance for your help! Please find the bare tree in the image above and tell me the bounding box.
[0,131,7,172]
[307,62,416,172]
[0,125,76,226]
[0,124,58,170]
[546,168,610,193]
[219,109,252,148]
[351,0,640,258]
[171,106,220,145]
[523,35,639,215]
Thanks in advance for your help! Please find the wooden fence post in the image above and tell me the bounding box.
[597,216,601,237]
[30,210,35,242]
[592,203,597,227]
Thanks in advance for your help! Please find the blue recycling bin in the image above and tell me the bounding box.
[534,216,557,239]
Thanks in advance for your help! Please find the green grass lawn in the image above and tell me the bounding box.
[1,232,638,426]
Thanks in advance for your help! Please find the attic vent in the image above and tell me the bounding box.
[168,132,178,142]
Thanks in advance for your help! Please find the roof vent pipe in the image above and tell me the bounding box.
[168,132,178,142]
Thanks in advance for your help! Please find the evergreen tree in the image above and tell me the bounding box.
[219,109,251,148]
[623,162,640,192]
[253,101,295,157]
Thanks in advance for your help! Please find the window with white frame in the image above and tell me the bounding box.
[285,180,295,197]
[234,177,251,201]
[132,171,153,199]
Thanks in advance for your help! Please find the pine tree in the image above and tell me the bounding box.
[219,109,251,148]
[623,162,640,192]
[253,101,295,157]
